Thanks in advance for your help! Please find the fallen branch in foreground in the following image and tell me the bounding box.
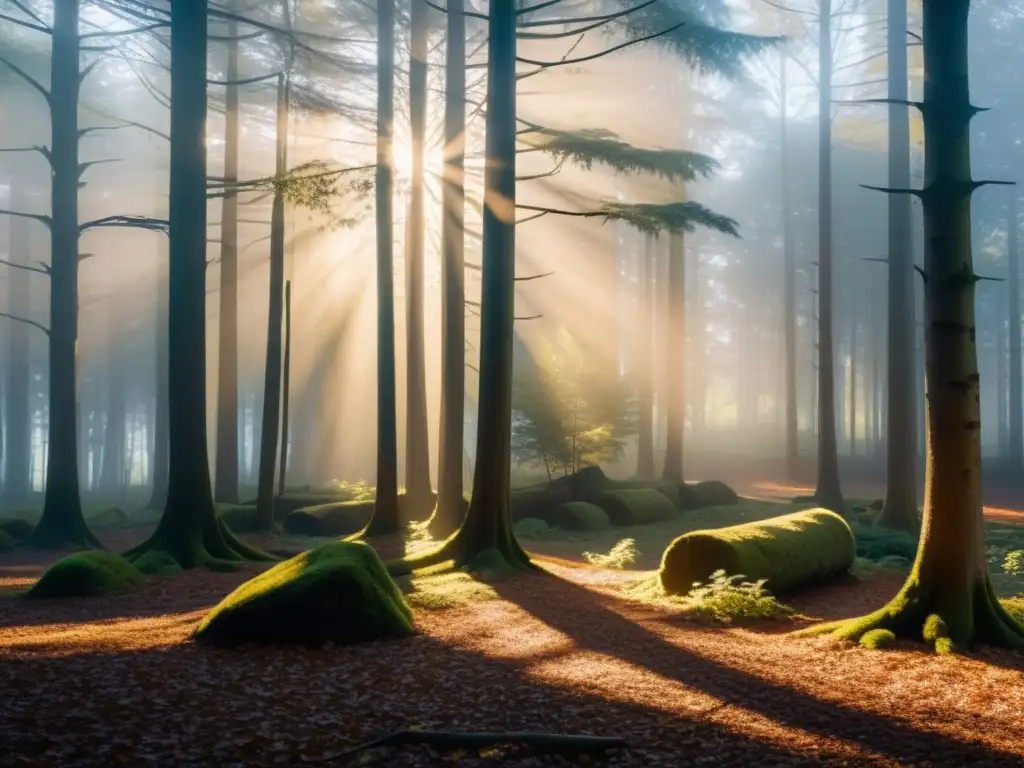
[307,730,627,762]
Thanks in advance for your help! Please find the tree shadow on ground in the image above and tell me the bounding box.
[490,570,1023,765]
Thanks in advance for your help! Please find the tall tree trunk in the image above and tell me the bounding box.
[214,11,241,504]
[278,279,292,492]
[1007,192,1022,467]
[146,240,169,509]
[429,0,467,538]
[127,0,269,568]
[997,318,1008,461]
[849,317,857,456]
[812,0,844,511]
[255,73,289,530]
[689,252,706,439]
[802,0,1024,652]
[99,301,125,493]
[781,51,798,479]
[878,0,919,529]
[364,0,400,536]
[636,234,655,479]
[662,228,685,483]
[3,183,31,503]
[404,0,432,512]
[27,1,99,548]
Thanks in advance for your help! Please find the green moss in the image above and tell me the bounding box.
[134,550,183,576]
[26,551,146,599]
[0,529,16,552]
[86,507,129,529]
[659,507,855,595]
[859,628,896,650]
[595,488,678,526]
[692,480,739,507]
[851,523,917,562]
[0,518,34,541]
[1001,596,1024,624]
[193,541,413,647]
[922,613,948,644]
[551,501,610,531]
[514,517,551,538]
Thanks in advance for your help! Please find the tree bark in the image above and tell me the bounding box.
[781,51,798,479]
[126,0,270,567]
[99,301,125,493]
[3,182,31,503]
[26,1,99,548]
[214,10,241,504]
[278,280,292,492]
[801,0,1024,652]
[636,234,655,479]
[849,316,857,456]
[662,228,685,483]
[997,318,1008,460]
[811,0,844,512]
[255,73,289,530]
[429,0,468,538]
[364,0,401,536]
[146,239,169,509]
[1007,191,1021,467]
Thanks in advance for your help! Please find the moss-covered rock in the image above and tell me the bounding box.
[0,529,16,552]
[547,465,608,498]
[510,486,572,523]
[0,518,34,541]
[86,507,129,529]
[134,549,183,576]
[691,480,739,507]
[860,628,896,650]
[216,504,261,533]
[283,499,376,536]
[551,502,610,531]
[513,517,550,538]
[595,488,678,526]
[193,541,413,647]
[273,493,353,520]
[659,507,855,596]
[26,551,146,599]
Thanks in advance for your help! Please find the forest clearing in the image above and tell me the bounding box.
[3,0,1024,765]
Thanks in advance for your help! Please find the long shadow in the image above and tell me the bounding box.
[491,572,1024,765]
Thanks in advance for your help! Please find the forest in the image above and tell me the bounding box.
[1,0,1023,765]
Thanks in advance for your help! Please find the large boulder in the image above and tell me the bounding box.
[691,480,739,507]
[659,507,855,595]
[595,488,678,526]
[0,518,34,542]
[551,502,610,531]
[26,551,146,599]
[193,541,413,647]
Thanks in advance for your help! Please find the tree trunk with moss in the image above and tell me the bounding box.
[255,73,289,530]
[364,0,401,537]
[811,0,844,512]
[636,234,656,479]
[26,1,99,549]
[215,10,241,505]
[662,228,685,484]
[877,0,918,532]
[126,0,271,569]
[429,0,467,538]
[404,0,433,516]
[798,0,1024,653]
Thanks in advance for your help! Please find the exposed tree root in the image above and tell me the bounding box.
[318,729,627,762]
[794,576,1024,653]
[22,511,103,551]
[386,530,540,580]
[124,516,276,571]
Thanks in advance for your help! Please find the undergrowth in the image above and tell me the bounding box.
[625,569,794,623]
[583,538,637,569]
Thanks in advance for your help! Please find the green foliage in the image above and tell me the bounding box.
[682,570,794,623]
[597,200,739,237]
[582,538,638,569]
[1001,596,1024,624]
[514,517,551,539]
[596,488,678,525]
[134,550,183,577]
[26,551,145,599]
[850,523,917,562]
[512,329,636,479]
[260,160,373,226]
[660,508,855,595]
[329,478,376,501]
[1002,550,1024,576]
[194,541,413,647]
[0,518,34,541]
[526,127,720,183]
[859,628,896,650]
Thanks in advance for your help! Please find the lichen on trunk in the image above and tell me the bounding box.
[796,0,1024,652]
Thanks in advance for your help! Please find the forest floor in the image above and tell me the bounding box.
[2,517,1024,767]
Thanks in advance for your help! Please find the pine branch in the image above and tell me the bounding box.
[518,0,659,39]
[0,208,51,227]
[517,22,687,73]
[0,257,47,275]
[0,311,49,335]
[833,97,923,110]
[0,10,49,34]
[78,159,122,178]
[517,0,567,15]
[860,184,923,197]
[7,0,48,28]
[208,71,281,87]
[515,201,739,237]
[79,121,170,142]
[79,59,103,84]
[79,21,168,39]
[79,215,169,233]
[0,54,50,103]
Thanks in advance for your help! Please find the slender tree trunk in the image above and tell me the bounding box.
[636,234,655,479]
[278,280,292,492]
[127,0,269,567]
[27,1,99,548]
[214,11,241,504]
[812,0,844,511]
[255,73,289,530]
[805,0,1024,651]
[849,317,857,457]
[689,252,706,438]
[1007,192,1022,468]
[365,0,401,536]
[430,0,467,538]
[997,318,1008,461]
[404,0,432,512]
[3,183,31,503]
[781,52,798,479]
[99,301,125,493]
[146,240,169,509]
[662,228,685,484]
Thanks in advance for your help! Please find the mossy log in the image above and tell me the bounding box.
[659,508,855,595]
[595,488,678,526]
